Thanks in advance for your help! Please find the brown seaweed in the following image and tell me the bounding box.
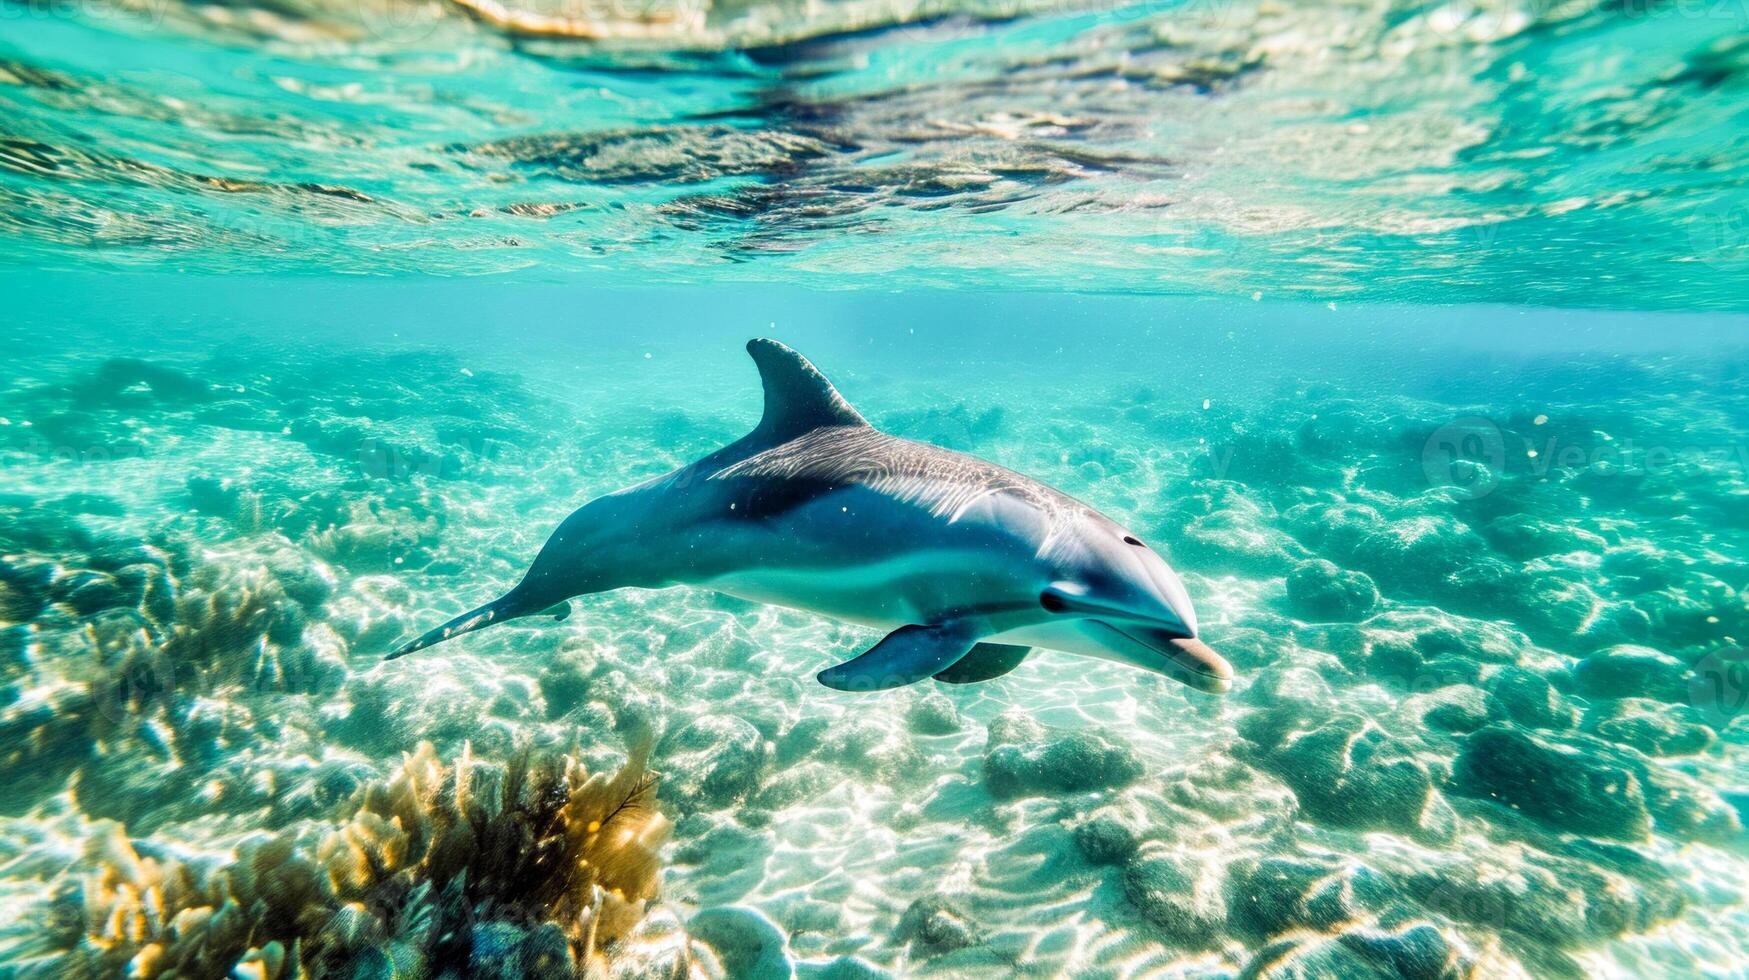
[29,739,673,979]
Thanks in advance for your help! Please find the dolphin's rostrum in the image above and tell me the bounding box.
[386,340,1233,694]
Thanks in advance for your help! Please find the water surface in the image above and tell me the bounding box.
[1,0,1748,975]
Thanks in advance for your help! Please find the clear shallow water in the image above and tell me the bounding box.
[1,0,1747,306]
[2,0,1749,976]
[2,278,1748,978]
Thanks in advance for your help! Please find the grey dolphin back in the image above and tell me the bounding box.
[746,339,868,444]
[385,339,865,663]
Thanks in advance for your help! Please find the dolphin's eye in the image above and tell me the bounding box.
[1039,591,1068,613]
[1123,535,1145,547]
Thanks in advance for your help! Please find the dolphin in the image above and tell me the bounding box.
[385,340,1232,694]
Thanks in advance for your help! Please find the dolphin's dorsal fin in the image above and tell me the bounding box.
[747,339,867,442]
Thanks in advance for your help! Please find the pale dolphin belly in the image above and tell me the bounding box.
[984,620,1106,655]
[691,485,1043,630]
[705,551,1021,629]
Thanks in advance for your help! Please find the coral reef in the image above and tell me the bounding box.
[15,741,673,979]
[3,340,1747,978]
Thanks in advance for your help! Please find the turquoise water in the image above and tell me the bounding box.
[3,1,1749,978]
[2,0,1748,306]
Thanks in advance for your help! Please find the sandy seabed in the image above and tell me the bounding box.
[1,335,1747,978]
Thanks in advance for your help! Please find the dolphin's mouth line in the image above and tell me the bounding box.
[1109,623,1210,674]
[1103,622,1233,693]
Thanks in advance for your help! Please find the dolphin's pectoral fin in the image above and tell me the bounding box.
[933,643,1031,684]
[818,621,981,692]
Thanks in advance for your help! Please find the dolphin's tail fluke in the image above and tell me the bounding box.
[384,591,527,661]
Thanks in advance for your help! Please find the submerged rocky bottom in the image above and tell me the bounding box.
[0,330,1745,978]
